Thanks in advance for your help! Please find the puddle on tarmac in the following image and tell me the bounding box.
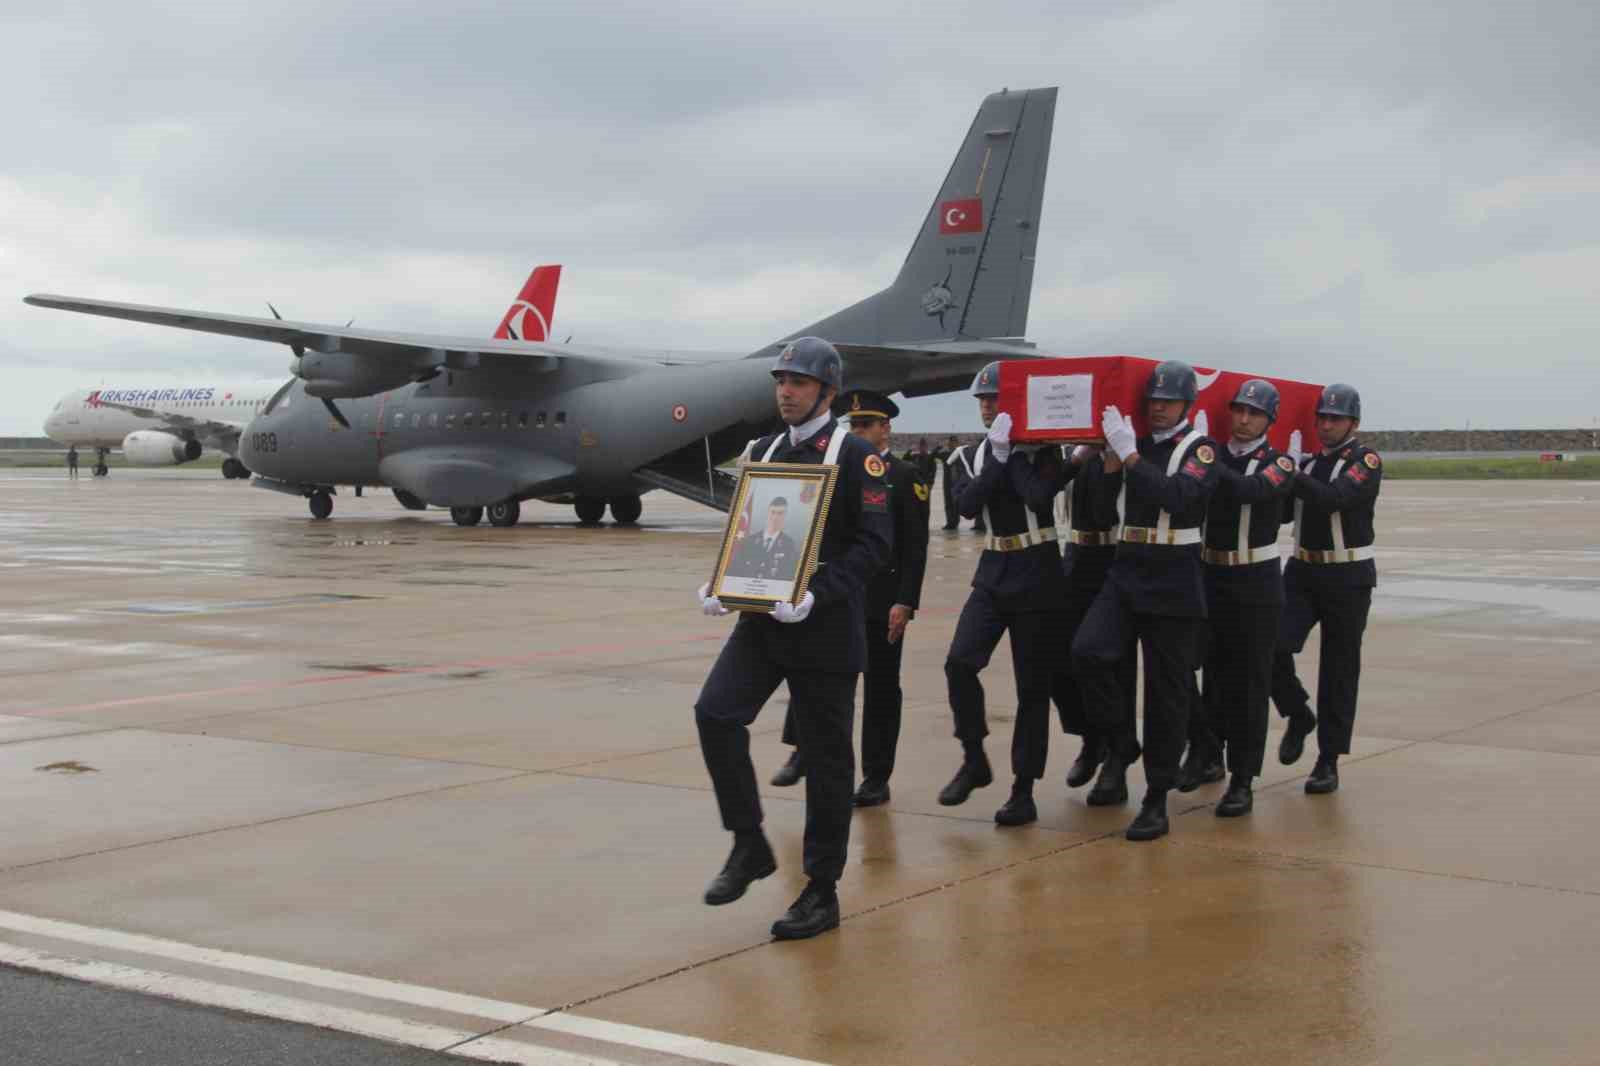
[307,662,400,673]
[96,594,378,615]
[36,761,97,774]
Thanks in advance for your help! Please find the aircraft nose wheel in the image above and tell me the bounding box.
[608,495,642,525]
[221,458,249,479]
[487,500,521,527]
[308,490,334,520]
[451,505,484,527]
[573,496,606,525]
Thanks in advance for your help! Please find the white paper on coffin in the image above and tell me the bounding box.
[1024,373,1094,432]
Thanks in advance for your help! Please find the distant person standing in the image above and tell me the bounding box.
[906,437,938,491]
[936,435,959,530]
[943,437,989,535]
[66,445,79,479]
[1273,384,1382,796]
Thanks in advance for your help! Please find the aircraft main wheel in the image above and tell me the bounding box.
[487,499,521,527]
[574,496,606,525]
[608,495,642,525]
[451,505,484,527]
[94,464,108,477]
[308,491,334,520]
[220,458,240,479]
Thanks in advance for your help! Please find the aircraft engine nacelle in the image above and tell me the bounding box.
[294,350,419,399]
[122,430,203,466]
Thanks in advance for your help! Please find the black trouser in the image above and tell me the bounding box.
[781,615,905,784]
[1191,597,1281,777]
[1071,582,1201,792]
[944,586,1056,780]
[1272,568,1373,756]
[941,468,959,528]
[695,622,857,882]
[1052,581,1136,744]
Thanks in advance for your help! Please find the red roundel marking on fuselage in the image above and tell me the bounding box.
[672,404,688,422]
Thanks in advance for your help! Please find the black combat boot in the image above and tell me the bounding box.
[1176,746,1225,792]
[937,747,993,806]
[1305,755,1339,794]
[771,879,840,940]
[994,780,1038,826]
[1278,712,1316,765]
[769,750,805,787]
[703,831,777,905]
[1215,775,1254,817]
[852,778,891,808]
[1125,790,1170,841]
[1065,736,1104,789]
[1086,752,1130,806]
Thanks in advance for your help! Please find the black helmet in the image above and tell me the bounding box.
[771,336,843,390]
[1145,360,1197,403]
[1317,383,1361,420]
[969,361,1001,397]
[1231,378,1280,423]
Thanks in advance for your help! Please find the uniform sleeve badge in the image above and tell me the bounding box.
[1364,452,1381,469]
[913,482,929,502]
[864,454,886,478]
[1277,455,1296,472]
[1195,444,1215,464]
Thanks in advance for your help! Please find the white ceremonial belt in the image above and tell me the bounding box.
[985,527,1059,552]
[1203,545,1280,566]
[1064,530,1115,546]
[1295,546,1375,564]
[1120,526,1202,546]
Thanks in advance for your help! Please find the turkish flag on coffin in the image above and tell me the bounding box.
[998,356,1326,454]
[939,198,984,235]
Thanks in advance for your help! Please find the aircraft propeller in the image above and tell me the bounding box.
[268,301,352,429]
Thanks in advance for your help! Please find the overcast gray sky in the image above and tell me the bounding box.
[3,0,1596,435]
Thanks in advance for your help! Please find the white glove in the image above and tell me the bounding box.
[1193,409,1209,437]
[1288,430,1304,468]
[1102,405,1137,461]
[697,582,729,617]
[772,591,815,624]
[986,412,1013,462]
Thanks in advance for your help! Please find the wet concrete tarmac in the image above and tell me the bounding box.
[3,469,1599,1064]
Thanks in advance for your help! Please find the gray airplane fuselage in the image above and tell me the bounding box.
[239,355,778,507]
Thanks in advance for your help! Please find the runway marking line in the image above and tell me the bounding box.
[0,908,828,1066]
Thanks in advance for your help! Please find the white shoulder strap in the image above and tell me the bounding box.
[1293,455,1347,552]
[1237,456,1260,555]
[823,430,846,466]
[761,435,783,462]
[1154,430,1203,537]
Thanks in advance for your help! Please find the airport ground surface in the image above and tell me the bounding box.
[3,468,1599,1065]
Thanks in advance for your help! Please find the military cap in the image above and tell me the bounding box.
[834,389,900,421]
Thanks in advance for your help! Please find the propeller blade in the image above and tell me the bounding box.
[322,397,351,429]
[266,301,306,358]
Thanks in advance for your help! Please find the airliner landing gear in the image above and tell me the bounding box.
[487,499,521,527]
[608,495,642,525]
[221,458,249,479]
[308,490,333,520]
[574,496,606,525]
[94,448,109,477]
[451,505,484,527]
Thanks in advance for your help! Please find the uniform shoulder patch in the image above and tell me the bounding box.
[863,454,886,478]
[1277,455,1296,472]
[1364,452,1381,469]
[912,482,929,502]
[1195,444,1215,464]
[861,487,888,513]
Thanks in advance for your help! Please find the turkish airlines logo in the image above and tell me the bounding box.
[86,390,102,407]
[939,197,983,235]
[498,301,550,342]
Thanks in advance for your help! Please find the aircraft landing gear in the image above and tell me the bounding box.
[487,499,521,527]
[451,505,484,527]
[308,490,334,520]
[221,457,250,479]
[608,495,642,525]
[574,496,606,525]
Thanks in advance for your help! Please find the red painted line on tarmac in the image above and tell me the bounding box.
[9,633,725,720]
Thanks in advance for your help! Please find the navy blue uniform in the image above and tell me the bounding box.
[695,420,891,882]
[1072,426,1221,790]
[944,444,987,533]
[1050,451,1135,744]
[1191,441,1296,777]
[945,442,1064,781]
[1272,439,1383,756]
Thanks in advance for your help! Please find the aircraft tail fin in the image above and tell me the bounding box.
[493,264,562,341]
[776,87,1056,370]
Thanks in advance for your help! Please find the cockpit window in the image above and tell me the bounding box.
[262,379,296,415]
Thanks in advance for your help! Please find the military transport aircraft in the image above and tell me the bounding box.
[26,86,1056,526]
[39,265,561,482]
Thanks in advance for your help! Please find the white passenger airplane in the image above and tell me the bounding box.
[41,266,561,478]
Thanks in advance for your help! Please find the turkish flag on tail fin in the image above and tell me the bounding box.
[493,264,562,341]
[938,198,984,235]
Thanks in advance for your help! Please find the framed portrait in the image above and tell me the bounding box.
[710,462,839,612]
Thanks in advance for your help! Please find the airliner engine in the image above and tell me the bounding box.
[122,430,202,466]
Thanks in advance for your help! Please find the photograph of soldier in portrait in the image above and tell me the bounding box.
[726,495,801,582]
[711,466,835,608]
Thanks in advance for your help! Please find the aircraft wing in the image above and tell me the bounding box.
[23,294,716,374]
[90,398,244,441]
[834,339,1044,397]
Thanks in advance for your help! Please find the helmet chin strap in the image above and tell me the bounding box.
[796,384,835,426]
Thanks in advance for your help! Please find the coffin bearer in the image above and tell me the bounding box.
[939,362,1066,826]
[1181,380,1296,815]
[1050,445,1138,805]
[772,389,930,807]
[693,337,891,940]
[1272,383,1382,795]
[1071,360,1220,841]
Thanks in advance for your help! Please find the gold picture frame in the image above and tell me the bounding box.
[710,462,840,612]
